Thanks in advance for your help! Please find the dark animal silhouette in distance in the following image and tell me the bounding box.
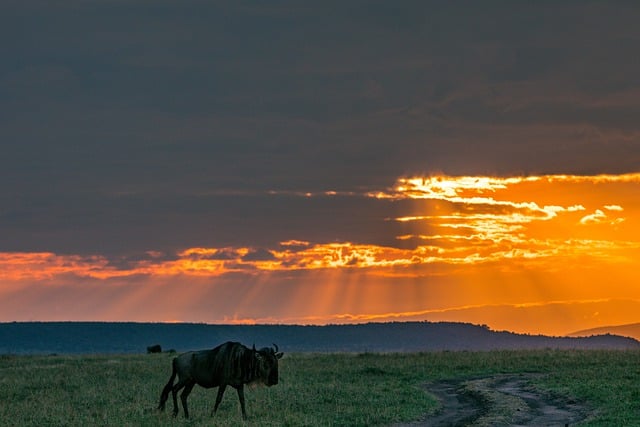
[147,344,162,353]
[158,341,283,420]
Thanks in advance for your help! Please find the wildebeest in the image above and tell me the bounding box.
[158,341,283,420]
[147,344,162,353]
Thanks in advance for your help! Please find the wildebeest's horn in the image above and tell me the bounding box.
[273,343,279,353]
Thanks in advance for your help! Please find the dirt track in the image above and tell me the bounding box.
[395,374,592,426]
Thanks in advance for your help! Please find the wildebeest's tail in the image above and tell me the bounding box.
[158,357,178,411]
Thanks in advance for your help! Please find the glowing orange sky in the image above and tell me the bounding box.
[2,173,640,336]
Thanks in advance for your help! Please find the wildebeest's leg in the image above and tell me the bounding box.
[171,377,190,417]
[180,381,195,419]
[212,384,227,415]
[236,385,248,420]
[158,358,177,410]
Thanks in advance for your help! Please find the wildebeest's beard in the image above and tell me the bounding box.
[267,364,279,386]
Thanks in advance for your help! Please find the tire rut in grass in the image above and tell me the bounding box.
[395,374,592,426]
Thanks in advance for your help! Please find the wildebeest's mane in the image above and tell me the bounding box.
[208,341,258,384]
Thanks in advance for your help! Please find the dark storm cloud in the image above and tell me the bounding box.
[1,1,639,255]
[0,192,403,255]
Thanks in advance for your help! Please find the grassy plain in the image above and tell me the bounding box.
[1,349,639,426]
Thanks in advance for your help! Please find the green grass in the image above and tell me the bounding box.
[1,349,639,426]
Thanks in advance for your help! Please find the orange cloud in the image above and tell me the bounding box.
[0,252,113,280]
[2,173,640,279]
[579,208,625,226]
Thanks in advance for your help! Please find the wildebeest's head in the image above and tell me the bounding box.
[253,344,283,386]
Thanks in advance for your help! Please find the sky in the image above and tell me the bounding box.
[2,1,640,336]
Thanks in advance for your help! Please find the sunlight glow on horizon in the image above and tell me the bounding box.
[1,172,639,336]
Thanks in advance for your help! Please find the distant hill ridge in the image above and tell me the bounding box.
[569,323,640,341]
[1,321,638,355]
